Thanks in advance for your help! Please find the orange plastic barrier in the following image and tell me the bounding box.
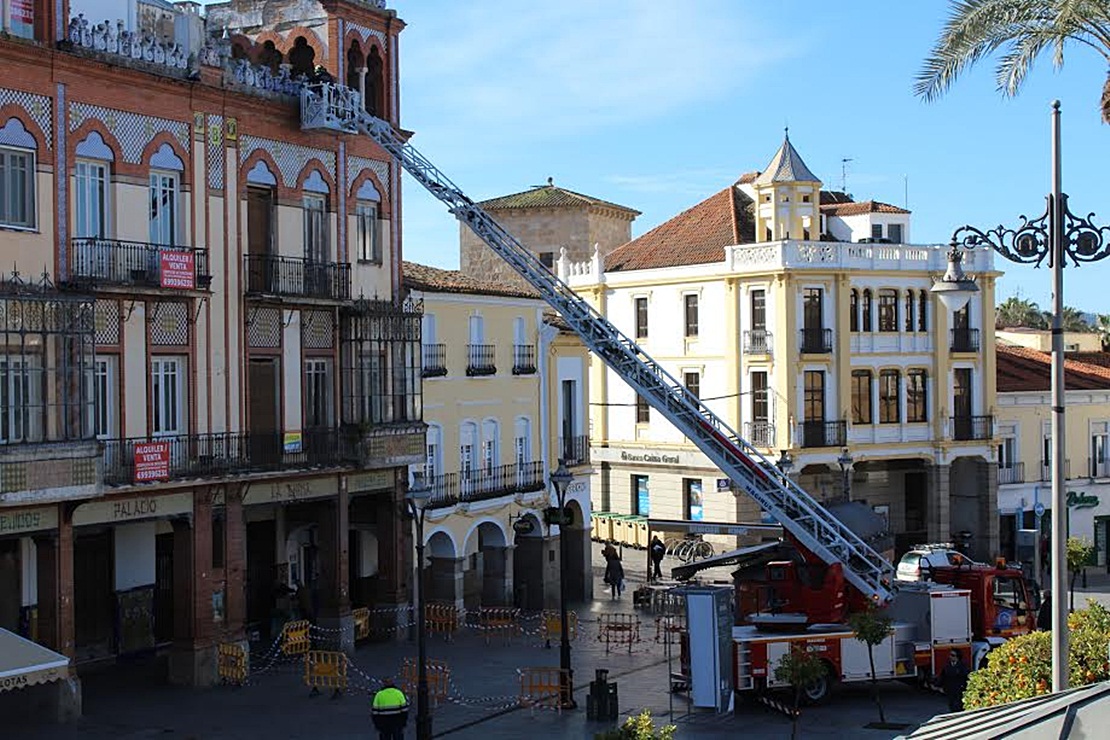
[303,650,348,697]
[540,610,579,643]
[281,619,312,656]
[519,666,569,712]
[352,607,371,641]
[425,603,460,640]
[598,613,641,653]
[400,657,451,706]
[476,607,520,645]
[217,642,248,686]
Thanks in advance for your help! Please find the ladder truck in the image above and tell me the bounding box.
[298,82,896,609]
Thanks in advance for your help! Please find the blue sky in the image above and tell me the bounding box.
[76,0,1110,312]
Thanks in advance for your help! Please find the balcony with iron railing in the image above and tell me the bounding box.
[466,344,496,376]
[559,435,590,467]
[799,420,847,448]
[799,327,833,354]
[244,254,351,301]
[67,238,210,291]
[1091,458,1110,479]
[422,344,447,378]
[950,327,980,353]
[512,344,537,375]
[998,462,1025,485]
[744,421,775,448]
[743,329,773,355]
[1040,458,1071,482]
[100,429,351,486]
[951,415,993,441]
[425,461,546,509]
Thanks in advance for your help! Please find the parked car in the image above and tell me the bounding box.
[896,545,980,582]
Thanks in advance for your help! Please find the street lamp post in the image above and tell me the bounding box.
[837,448,853,503]
[932,101,1110,692]
[549,460,576,709]
[405,472,433,740]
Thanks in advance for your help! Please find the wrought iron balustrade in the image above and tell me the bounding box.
[69,238,210,290]
[244,254,350,301]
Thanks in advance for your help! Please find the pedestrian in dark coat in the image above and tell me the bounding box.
[1037,591,1052,631]
[649,536,666,581]
[604,552,625,599]
[939,651,970,713]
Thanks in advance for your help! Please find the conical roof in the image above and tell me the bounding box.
[754,131,820,185]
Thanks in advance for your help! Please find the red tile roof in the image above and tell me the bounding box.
[605,186,755,272]
[820,200,910,216]
[996,345,1110,392]
[736,171,760,184]
[402,261,540,299]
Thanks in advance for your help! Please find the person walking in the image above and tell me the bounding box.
[604,551,625,600]
[1037,591,1052,631]
[938,651,970,713]
[649,536,666,582]
[371,679,410,740]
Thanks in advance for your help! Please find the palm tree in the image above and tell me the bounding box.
[915,0,1110,124]
[996,295,1048,328]
[1061,305,1093,331]
[1096,313,1110,348]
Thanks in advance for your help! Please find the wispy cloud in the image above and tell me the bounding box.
[401,1,800,143]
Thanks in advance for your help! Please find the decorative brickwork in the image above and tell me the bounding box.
[150,302,190,346]
[94,299,119,345]
[347,155,390,200]
[69,102,189,164]
[239,134,335,189]
[302,309,334,349]
[207,114,225,190]
[247,307,282,349]
[0,87,53,148]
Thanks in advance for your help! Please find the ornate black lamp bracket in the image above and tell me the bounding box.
[952,194,1110,268]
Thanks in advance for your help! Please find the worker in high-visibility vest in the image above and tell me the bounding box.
[371,679,410,740]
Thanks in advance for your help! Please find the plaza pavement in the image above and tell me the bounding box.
[11,543,960,739]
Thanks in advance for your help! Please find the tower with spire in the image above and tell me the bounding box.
[752,129,822,243]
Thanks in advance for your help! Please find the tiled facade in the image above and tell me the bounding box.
[0,0,419,715]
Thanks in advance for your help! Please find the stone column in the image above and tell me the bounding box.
[982,461,1001,560]
[32,514,81,723]
[375,476,410,635]
[223,486,247,645]
[356,66,368,106]
[927,464,952,546]
[316,476,354,653]
[169,488,215,686]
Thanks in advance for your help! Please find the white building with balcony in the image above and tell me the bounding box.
[564,134,1002,559]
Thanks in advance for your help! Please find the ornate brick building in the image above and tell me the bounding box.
[0,0,422,717]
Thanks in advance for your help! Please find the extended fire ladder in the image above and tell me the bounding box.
[300,83,895,604]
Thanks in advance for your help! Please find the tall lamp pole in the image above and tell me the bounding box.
[549,460,576,709]
[837,447,854,503]
[405,472,433,740]
[932,101,1110,692]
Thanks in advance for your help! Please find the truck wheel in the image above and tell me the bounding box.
[802,671,832,705]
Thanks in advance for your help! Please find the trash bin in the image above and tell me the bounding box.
[591,512,607,542]
[586,668,619,722]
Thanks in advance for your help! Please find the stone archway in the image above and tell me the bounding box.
[462,520,510,608]
[425,530,460,607]
[512,513,545,611]
[563,500,589,603]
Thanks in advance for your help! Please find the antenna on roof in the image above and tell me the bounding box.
[840,158,853,195]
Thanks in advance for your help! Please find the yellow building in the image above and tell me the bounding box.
[995,346,1110,569]
[563,134,1002,558]
[404,263,592,611]
[998,328,1102,353]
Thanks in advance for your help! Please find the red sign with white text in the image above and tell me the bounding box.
[134,442,171,483]
[160,250,195,289]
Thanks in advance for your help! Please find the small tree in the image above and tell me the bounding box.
[1067,536,1095,611]
[593,709,676,740]
[774,648,827,740]
[964,601,1110,709]
[848,607,895,725]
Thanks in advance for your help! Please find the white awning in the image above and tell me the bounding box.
[0,628,70,693]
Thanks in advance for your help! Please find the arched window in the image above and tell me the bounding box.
[74,131,114,239]
[905,291,916,332]
[258,40,282,72]
[365,46,384,117]
[424,424,442,479]
[346,40,365,92]
[849,289,859,333]
[862,289,873,332]
[289,36,315,78]
[231,42,250,61]
[459,421,477,493]
[148,143,184,246]
[918,290,928,332]
[481,418,499,473]
[514,417,531,467]
[355,178,381,263]
[878,289,898,332]
[0,118,37,229]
